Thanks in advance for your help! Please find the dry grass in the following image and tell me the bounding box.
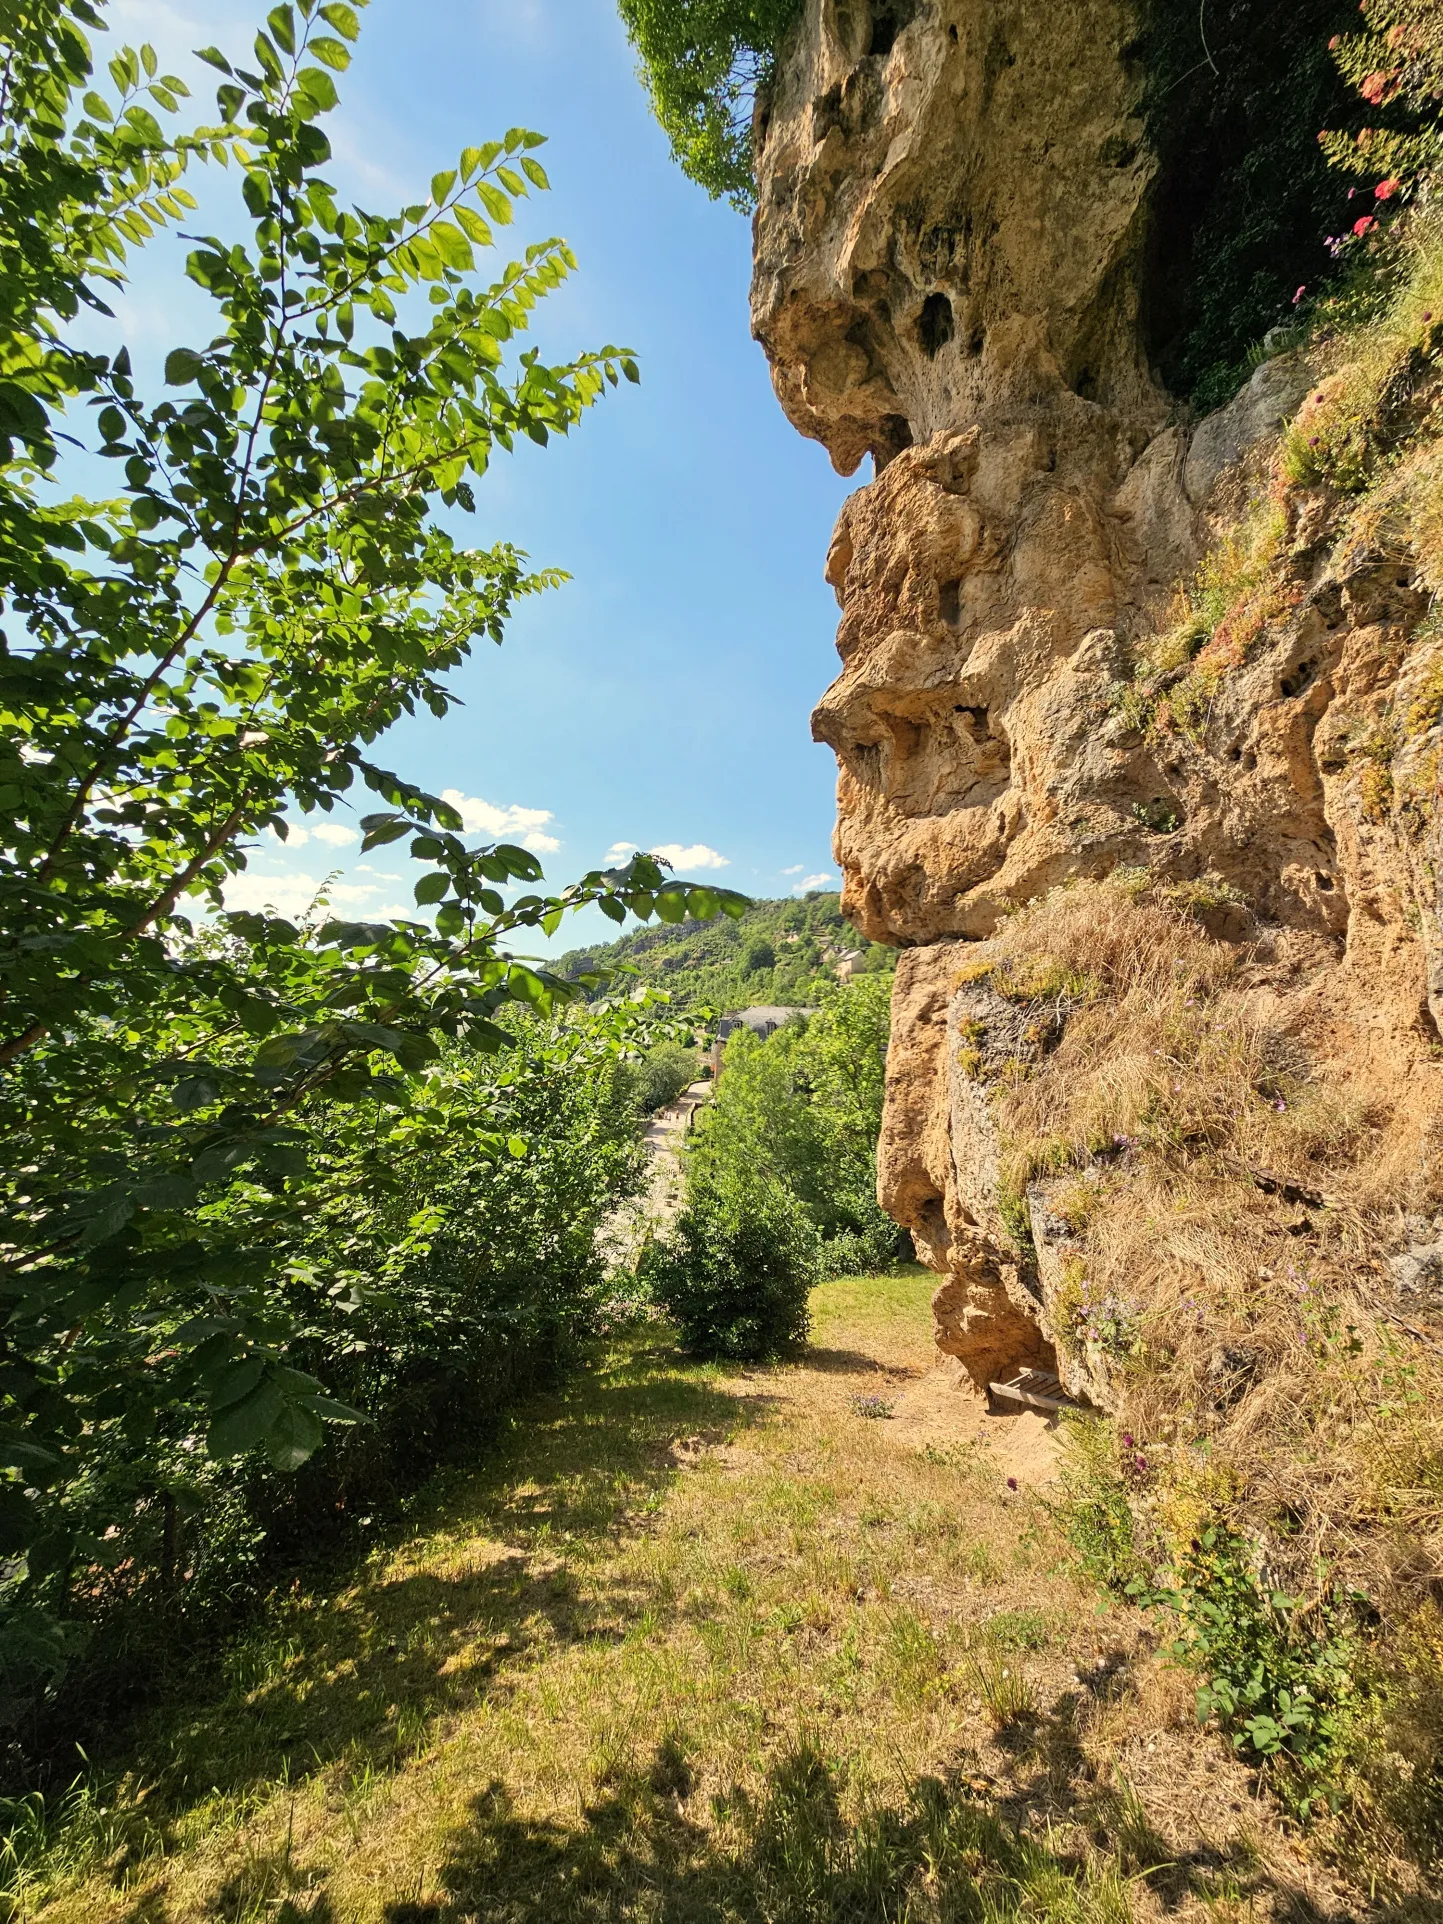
[978,881,1442,1568]
[1282,208,1443,570]
[2,1274,1381,1923]
[956,877,1443,1886]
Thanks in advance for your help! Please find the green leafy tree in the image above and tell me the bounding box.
[691,973,900,1264]
[641,975,904,1363]
[0,0,744,1635]
[615,0,802,207]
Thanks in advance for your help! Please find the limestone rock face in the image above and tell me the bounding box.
[752,0,1165,476]
[751,0,1443,1395]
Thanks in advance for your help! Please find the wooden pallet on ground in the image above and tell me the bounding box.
[986,1368,1079,1415]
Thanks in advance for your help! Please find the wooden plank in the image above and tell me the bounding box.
[988,1371,1074,1414]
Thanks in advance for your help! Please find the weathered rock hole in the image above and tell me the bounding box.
[939,579,962,625]
[869,8,900,56]
[918,292,955,358]
[1073,366,1099,402]
[873,414,914,472]
[1316,871,1335,893]
[953,704,989,738]
[1280,658,1316,698]
[947,22,958,42]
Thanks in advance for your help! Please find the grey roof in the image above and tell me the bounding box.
[717,1005,815,1038]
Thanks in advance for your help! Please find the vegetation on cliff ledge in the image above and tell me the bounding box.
[616,0,803,206]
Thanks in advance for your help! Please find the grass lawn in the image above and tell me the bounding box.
[14,1273,1358,1921]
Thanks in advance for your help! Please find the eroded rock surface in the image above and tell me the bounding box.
[752,0,1443,1394]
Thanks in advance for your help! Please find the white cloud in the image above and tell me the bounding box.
[221,872,385,919]
[781,864,805,875]
[647,843,730,871]
[441,788,560,855]
[309,821,358,848]
[604,841,640,863]
[791,872,835,895]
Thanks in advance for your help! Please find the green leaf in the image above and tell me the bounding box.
[208,1378,286,1458]
[265,1401,323,1472]
[455,205,493,248]
[82,90,113,123]
[360,819,410,851]
[520,156,549,190]
[309,34,351,69]
[296,65,338,112]
[413,872,449,905]
[210,1356,266,1410]
[195,45,233,74]
[430,169,456,206]
[267,5,297,55]
[164,347,203,385]
[431,221,474,271]
[318,0,361,39]
[253,31,284,81]
[476,181,514,225]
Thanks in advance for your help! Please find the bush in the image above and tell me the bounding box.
[621,1038,701,1113]
[1052,1414,1151,1596]
[641,1165,817,1359]
[616,0,803,206]
[3,1005,652,1768]
[1163,1528,1363,1815]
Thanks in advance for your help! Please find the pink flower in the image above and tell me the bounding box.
[1375,177,1400,201]
[1352,214,1376,237]
[1293,285,1307,305]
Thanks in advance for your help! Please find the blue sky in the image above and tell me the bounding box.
[99,0,854,949]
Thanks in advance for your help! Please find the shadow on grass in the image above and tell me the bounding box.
[796,1346,907,1379]
[104,1332,769,1855]
[344,1735,1372,1924]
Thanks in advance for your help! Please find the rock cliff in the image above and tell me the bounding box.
[749,0,1443,1407]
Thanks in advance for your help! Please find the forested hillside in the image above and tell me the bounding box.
[559,891,892,1012]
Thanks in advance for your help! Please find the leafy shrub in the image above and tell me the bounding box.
[641,1164,817,1358]
[0,0,745,1764]
[1056,1419,1362,1814]
[616,0,803,206]
[1162,1528,1363,1814]
[5,1002,654,1760]
[620,1038,701,1113]
[1142,0,1357,406]
[741,934,776,974]
[1321,0,1443,191]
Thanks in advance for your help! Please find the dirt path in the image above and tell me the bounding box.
[31,1275,1363,1923]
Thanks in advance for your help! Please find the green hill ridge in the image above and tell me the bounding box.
[558,891,893,1014]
